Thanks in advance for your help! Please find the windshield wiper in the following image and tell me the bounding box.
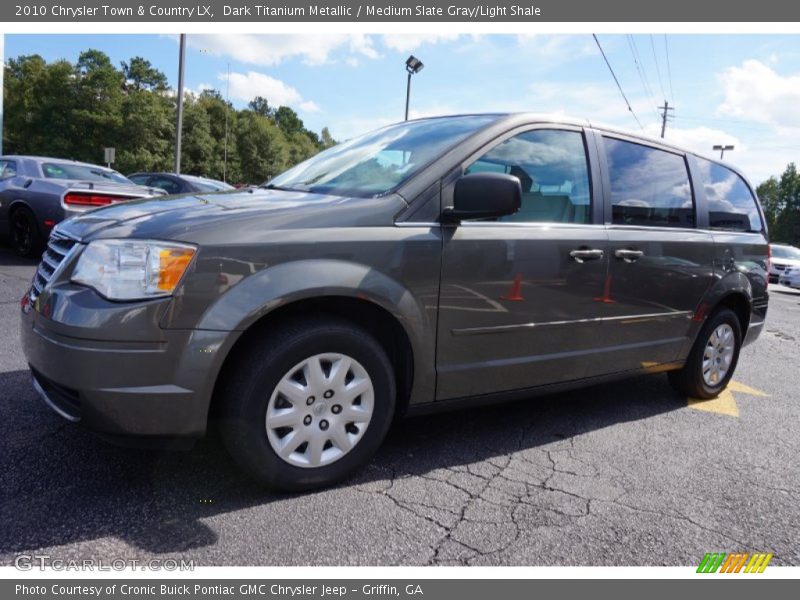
[260,183,310,192]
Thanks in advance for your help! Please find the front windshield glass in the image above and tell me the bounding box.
[266,115,498,197]
[772,245,800,260]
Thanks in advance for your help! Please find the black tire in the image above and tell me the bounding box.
[219,317,396,492]
[10,207,44,258]
[668,308,742,399]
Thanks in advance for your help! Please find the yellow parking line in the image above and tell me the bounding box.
[688,380,769,417]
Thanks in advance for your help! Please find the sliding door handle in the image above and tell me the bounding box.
[570,248,604,263]
[614,249,644,263]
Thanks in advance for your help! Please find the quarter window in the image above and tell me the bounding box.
[465,129,592,224]
[604,137,694,228]
[696,158,762,232]
[0,160,17,180]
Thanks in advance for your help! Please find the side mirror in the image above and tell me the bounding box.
[442,172,521,223]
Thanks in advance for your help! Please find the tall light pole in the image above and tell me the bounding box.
[174,33,186,174]
[404,55,424,121]
[223,62,230,183]
[713,144,734,160]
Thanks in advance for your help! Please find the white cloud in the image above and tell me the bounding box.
[717,59,800,129]
[299,100,321,113]
[186,34,378,66]
[222,71,318,112]
[381,34,461,53]
[515,34,595,59]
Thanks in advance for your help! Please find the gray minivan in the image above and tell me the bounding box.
[20,114,769,490]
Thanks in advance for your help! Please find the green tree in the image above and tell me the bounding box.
[122,57,168,91]
[248,96,275,119]
[757,163,800,245]
[320,127,336,148]
[2,51,335,183]
[236,111,289,183]
[274,106,304,136]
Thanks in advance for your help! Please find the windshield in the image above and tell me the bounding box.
[42,162,132,184]
[266,115,498,197]
[772,245,800,260]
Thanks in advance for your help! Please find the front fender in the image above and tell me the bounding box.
[182,258,437,406]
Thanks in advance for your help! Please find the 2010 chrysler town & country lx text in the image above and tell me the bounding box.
[20,114,769,490]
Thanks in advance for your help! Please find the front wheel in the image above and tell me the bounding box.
[10,207,43,257]
[219,318,396,491]
[668,308,742,399]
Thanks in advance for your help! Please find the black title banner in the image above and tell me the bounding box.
[6,0,800,22]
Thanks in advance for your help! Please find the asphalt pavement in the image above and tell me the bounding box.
[1,247,798,566]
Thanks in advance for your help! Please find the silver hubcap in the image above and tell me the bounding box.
[266,353,374,468]
[702,323,735,387]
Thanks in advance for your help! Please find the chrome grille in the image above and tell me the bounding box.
[29,232,78,303]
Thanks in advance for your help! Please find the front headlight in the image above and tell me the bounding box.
[71,239,196,300]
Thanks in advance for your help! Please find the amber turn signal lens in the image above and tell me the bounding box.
[157,248,195,292]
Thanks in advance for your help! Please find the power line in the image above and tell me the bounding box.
[626,35,660,124]
[592,34,645,132]
[663,34,675,104]
[650,35,667,102]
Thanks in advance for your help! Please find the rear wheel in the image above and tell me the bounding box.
[10,207,43,258]
[219,318,396,491]
[668,308,742,399]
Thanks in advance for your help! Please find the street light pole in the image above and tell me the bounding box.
[174,33,186,174]
[712,144,734,160]
[404,71,412,121]
[404,55,424,121]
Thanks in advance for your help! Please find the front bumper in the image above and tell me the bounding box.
[20,286,233,439]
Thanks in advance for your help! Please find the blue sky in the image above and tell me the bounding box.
[4,33,800,183]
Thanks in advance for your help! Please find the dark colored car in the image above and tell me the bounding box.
[0,156,165,256]
[128,172,235,195]
[20,114,769,491]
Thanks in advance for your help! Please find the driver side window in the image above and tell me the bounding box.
[465,129,592,224]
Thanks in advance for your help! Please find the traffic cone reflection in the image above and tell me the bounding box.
[501,274,525,301]
[593,274,617,303]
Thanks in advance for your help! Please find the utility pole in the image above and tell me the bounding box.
[223,62,230,183]
[658,100,674,138]
[174,33,186,174]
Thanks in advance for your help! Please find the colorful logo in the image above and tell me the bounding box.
[697,552,773,573]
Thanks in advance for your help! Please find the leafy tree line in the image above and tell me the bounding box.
[757,163,800,246]
[3,50,336,184]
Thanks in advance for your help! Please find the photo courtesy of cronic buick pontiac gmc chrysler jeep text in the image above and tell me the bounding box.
[20,114,769,491]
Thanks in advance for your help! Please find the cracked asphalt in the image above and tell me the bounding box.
[1,246,799,566]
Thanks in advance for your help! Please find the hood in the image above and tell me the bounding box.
[56,188,406,244]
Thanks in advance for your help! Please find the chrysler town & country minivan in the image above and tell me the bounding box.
[20,114,769,490]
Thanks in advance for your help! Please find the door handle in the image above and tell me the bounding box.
[614,249,644,263]
[570,248,604,263]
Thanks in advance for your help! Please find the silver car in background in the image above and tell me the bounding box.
[0,156,165,256]
[769,243,800,283]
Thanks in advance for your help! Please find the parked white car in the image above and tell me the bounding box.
[778,266,800,289]
[770,243,800,283]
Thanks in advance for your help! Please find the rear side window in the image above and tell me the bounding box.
[604,137,694,228]
[695,158,762,232]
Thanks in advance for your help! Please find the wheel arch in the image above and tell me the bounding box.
[208,294,418,428]
[196,259,436,426]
